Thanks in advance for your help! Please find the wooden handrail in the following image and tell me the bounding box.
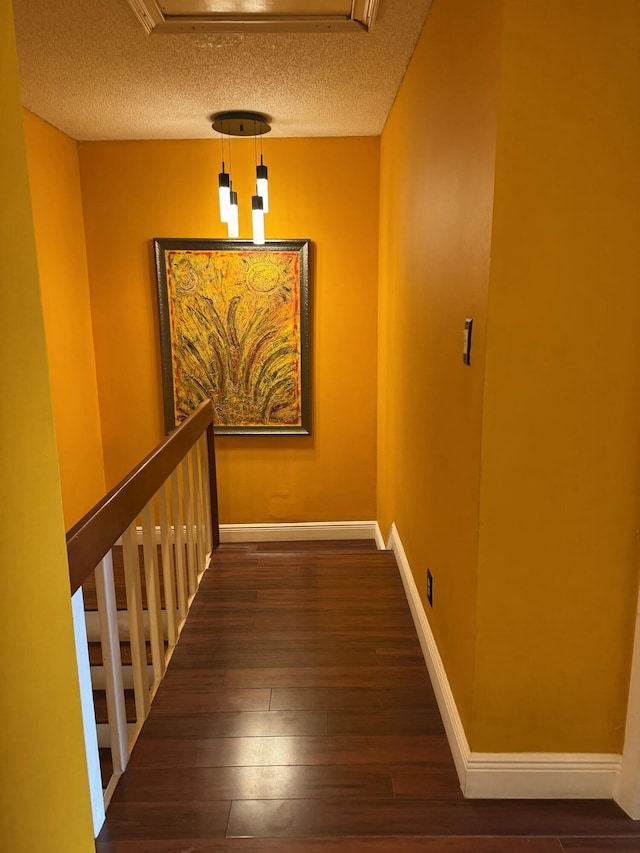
[67,400,219,595]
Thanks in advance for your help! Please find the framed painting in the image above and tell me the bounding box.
[154,238,311,435]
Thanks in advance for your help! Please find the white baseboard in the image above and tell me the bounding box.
[465,752,621,799]
[219,520,380,543]
[386,522,470,786]
[128,521,383,548]
[386,522,621,801]
[374,522,386,550]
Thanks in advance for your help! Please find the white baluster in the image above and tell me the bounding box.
[121,523,150,722]
[94,552,129,782]
[182,455,197,596]
[157,479,178,647]
[141,501,166,686]
[171,466,188,623]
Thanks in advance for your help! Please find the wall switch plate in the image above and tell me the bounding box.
[427,569,433,607]
[463,318,473,365]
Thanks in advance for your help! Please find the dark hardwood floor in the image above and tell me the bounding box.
[95,540,640,853]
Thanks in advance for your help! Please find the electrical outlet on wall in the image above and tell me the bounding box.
[427,569,433,607]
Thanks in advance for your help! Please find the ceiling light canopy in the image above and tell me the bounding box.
[212,111,271,137]
[126,0,379,34]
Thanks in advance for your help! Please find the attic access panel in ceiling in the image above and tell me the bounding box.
[126,0,379,33]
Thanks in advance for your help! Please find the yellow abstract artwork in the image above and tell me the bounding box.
[155,240,310,434]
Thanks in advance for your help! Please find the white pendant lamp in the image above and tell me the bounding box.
[256,155,269,214]
[251,194,265,245]
[227,188,239,238]
[218,166,230,223]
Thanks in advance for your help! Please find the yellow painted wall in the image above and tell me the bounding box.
[473,0,640,753]
[379,0,640,754]
[78,137,379,523]
[0,3,94,849]
[377,0,503,732]
[23,110,106,530]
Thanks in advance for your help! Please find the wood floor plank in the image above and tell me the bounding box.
[195,589,259,604]
[252,611,416,630]
[209,570,402,583]
[109,764,394,803]
[174,636,421,654]
[169,645,384,669]
[560,841,640,851]
[253,589,409,607]
[208,567,303,586]
[195,601,409,617]
[269,686,439,711]
[207,567,399,585]
[255,563,400,578]
[377,687,441,709]
[328,708,446,736]
[183,612,256,630]
[128,735,455,770]
[151,688,271,714]
[141,709,328,738]
[375,647,424,662]
[242,614,416,645]
[158,669,228,692]
[223,665,434,689]
[97,800,231,842]
[177,618,256,635]
[250,539,380,551]
[226,798,640,839]
[171,638,421,661]
[391,764,463,799]
[96,838,565,853]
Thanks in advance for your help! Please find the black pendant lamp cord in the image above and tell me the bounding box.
[254,121,259,187]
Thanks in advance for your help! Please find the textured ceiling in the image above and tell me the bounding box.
[12,0,432,141]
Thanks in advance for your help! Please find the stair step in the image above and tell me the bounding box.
[93,688,137,725]
[88,640,153,667]
[84,607,173,644]
[99,747,113,790]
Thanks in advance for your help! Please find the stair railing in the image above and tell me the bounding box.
[66,399,219,813]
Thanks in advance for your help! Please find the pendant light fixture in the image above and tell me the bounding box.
[212,111,271,244]
[218,133,231,222]
[251,194,265,245]
[256,157,269,213]
[228,189,239,238]
[225,132,238,239]
[218,167,230,222]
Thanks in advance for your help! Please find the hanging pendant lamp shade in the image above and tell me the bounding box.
[228,189,239,238]
[218,165,231,223]
[252,194,265,245]
[256,155,269,214]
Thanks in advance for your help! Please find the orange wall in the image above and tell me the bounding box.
[380,0,640,755]
[23,110,105,529]
[0,4,94,849]
[78,137,379,522]
[473,0,640,753]
[377,0,503,732]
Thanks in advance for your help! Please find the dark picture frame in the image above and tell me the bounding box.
[154,238,311,435]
